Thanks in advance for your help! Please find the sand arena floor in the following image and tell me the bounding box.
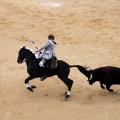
[0,0,120,120]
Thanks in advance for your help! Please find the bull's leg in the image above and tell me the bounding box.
[100,82,105,89]
[100,84,105,89]
[106,84,113,92]
[24,75,36,92]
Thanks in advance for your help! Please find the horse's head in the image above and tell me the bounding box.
[17,46,37,64]
[17,46,26,64]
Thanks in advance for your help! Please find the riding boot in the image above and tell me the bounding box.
[39,59,47,81]
[40,68,48,81]
[40,74,47,81]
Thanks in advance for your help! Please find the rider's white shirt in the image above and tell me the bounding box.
[37,39,56,60]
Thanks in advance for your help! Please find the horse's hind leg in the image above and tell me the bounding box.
[24,75,36,92]
[58,76,73,99]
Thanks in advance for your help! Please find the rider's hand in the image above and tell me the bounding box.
[35,50,39,54]
[35,50,42,54]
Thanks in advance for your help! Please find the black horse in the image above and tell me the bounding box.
[74,65,120,92]
[17,46,84,99]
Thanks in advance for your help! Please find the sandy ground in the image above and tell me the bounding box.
[0,0,120,120]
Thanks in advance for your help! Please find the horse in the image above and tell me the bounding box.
[74,65,120,92]
[17,46,84,100]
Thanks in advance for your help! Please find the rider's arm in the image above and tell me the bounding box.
[36,41,51,52]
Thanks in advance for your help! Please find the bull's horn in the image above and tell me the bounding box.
[89,74,93,80]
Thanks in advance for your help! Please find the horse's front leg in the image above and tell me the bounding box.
[24,76,36,92]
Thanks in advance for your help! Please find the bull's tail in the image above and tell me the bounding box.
[69,65,90,78]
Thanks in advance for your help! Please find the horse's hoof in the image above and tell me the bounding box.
[31,85,36,89]
[65,95,70,98]
[64,92,67,96]
[64,95,70,101]
[27,87,33,92]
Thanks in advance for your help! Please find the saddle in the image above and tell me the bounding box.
[44,58,58,69]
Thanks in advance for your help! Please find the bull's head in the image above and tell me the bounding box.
[87,73,96,85]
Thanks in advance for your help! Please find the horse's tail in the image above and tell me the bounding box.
[69,65,90,78]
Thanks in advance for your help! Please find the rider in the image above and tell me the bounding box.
[35,34,57,80]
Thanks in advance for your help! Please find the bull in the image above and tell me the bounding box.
[74,65,120,92]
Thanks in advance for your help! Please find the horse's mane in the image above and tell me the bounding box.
[23,46,41,59]
[24,47,35,54]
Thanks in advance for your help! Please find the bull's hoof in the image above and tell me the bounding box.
[31,85,36,89]
[40,76,47,81]
[101,85,105,90]
[27,87,33,92]
[109,89,114,92]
